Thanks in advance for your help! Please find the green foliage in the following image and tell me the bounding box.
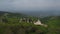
[0,11,60,34]
[0,23,47,34]
[46,16,60,34]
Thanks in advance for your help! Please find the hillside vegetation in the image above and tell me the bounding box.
[0,11,60,34]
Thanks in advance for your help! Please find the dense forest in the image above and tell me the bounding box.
[0,11,60,34]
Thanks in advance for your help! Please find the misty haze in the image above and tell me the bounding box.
[0,0,60,34]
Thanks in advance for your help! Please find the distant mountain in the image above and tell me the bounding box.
[0,11,60,17]
[0,11,26,18]
[20,11,60,17]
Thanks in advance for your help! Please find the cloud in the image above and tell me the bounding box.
[0,0,60,11]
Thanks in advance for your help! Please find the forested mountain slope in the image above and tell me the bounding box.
[0,11,60,34]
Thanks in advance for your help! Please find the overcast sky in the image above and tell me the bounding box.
[0,0,60,12]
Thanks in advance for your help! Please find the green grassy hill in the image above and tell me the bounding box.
[41,16,60,34]
[0,11,60,34]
